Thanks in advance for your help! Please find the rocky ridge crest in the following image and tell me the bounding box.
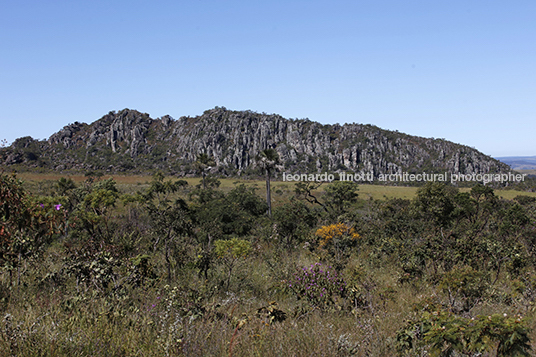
[2,107,511,178]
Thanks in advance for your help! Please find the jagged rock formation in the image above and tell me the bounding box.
[1,107,511,178]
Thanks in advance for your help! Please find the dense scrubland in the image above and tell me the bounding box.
[1,171,536,356]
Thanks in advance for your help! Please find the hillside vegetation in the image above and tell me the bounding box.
[1,171,536,356]
[1,107,510,179]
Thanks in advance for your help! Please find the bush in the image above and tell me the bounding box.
[396,309,532,357]
[287,262,346,309]
[315,223,360,270]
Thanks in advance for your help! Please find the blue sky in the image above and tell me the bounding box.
[1,0,535,157]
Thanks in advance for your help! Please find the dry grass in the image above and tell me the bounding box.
[494,189,536,200]
[0,244,424,357]
[516,169,536,176]
[354,184,419,200]
[6,240,529,357]
[17,173,150,184]
[17,173,536,201]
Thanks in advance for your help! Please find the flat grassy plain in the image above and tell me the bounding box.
[518,169,536,176]
[17,172,536,200]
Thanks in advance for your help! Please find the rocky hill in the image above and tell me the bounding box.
[1,107,511,179]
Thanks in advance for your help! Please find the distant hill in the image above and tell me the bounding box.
[496,156,536,170]
[0,107,511,178]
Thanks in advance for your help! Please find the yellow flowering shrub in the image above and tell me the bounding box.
[315,223,360,248]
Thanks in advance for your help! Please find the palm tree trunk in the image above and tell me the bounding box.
[266,169,272,217]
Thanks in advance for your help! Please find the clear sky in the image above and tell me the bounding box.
[1,0,535,157]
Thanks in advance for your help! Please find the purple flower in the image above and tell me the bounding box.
[39,203,44,208]
[55,204,62,211]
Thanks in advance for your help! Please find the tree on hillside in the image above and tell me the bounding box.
[256,148,280,217]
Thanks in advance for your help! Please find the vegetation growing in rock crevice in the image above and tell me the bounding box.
[0,107,517,187]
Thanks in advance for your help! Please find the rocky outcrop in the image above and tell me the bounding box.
[1,107,512,178]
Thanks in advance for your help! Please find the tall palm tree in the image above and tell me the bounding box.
[256,148,280,217]
[195,153,215,190]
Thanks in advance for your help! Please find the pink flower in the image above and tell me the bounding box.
[55,204,62,211]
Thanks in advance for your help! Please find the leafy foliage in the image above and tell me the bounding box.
[324,181,359,216]
[0,173,64,280]
[273,199,318,246]
[193,184,267,238]
[214,238,251,290]
[397,309,532,357]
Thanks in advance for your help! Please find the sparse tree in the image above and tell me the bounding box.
[256,148,280,217]
[294,181,328,212]
[195,153,215,190]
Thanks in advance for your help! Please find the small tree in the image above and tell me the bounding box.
[195,153,215,190]
[77,178,120,240]
[55,177,77,196]
[294,181,328,212]
[0,173,64,284]
[273,199,318,246]
[214,238,251,290]
[143,173,191,282]
[413,182,457,228]
[256,148,280,217]
[324,181,359,216]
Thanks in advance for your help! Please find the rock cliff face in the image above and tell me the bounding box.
[1,107,511,178]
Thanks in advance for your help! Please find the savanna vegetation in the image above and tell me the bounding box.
[1,169,536,356]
